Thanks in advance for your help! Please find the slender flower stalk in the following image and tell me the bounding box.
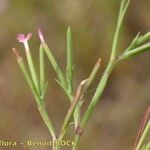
[12,47,57,149]
[16,33,32,52]
[12,48,39,100]
[17,33,40,95]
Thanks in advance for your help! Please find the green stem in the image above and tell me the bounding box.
[57,59,100,141]
[55,80,81,134]
[37,101,56,140]
[72,1,130,148]
[81,60,115,128]
[66,27,80,130]
[17,57,40,105]
[72,60,116,150]
[56,83,80,129]
[15,51,56,144]
[58,80,88,141]
[26,51,40,95]
[37,99,59,150]
[73,58,101,130]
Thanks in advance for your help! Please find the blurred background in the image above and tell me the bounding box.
[0,0,150,149]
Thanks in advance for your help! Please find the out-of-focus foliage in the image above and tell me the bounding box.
[0,0,150,149]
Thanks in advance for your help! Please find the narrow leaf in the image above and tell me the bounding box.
[41,81,48,100]
[111,0,130,60]
[39,44,45,93]
[79,58,101,103]
[42,42,67,88]
[137,32,150,46]
[66,27,74,94]
[118,44,150,60]
[125,32,141,52]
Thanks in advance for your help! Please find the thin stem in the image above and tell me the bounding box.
[72,1,130,148]
[111,0,130,60]
[13,48,56,141]
[136,119,150,150]
[37,101,57,140]
[66,27,80,129]
[133,106,150,150]
[56,78,81,130]
[58,79,88,141]
[26,50,40,95]
[81,60,115,126]
[14,51,40,106]
[57,59,100,141]
[73,58,101,129]
[72,60,116,149]
[79,58,101,104]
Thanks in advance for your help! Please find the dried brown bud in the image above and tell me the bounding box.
[12,48,20,59]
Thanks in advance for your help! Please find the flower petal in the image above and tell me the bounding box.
[16,33,26,42]
[16,33,32,43]
[26,33,32,41]
[38,29,45,43]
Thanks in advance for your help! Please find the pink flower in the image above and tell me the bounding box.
[38,29,45,43]
[16,33,32,52]
[16,33,32,43]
